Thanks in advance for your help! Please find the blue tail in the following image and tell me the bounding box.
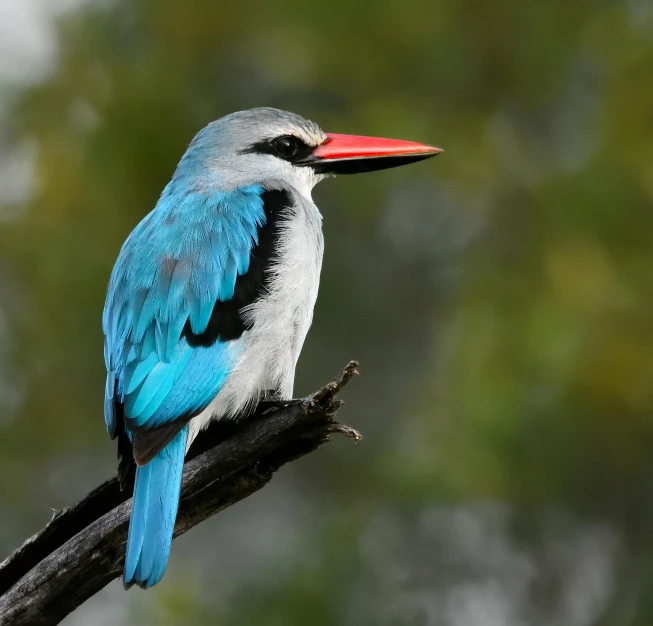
[123,426,188,588]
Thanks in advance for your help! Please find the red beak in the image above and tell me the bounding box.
[306,133,442,175]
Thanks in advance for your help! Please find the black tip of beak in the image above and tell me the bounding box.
[309,151,439,175]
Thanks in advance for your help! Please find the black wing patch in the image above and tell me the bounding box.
[114,394,135,489]
[182,189,291,347]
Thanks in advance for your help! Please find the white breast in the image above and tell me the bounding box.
[187,190,324,446]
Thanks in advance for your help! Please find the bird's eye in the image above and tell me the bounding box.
[273,136,300,159]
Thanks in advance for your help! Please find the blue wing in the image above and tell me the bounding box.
[102,184,266,461]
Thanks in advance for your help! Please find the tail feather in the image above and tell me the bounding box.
[124,426,188,589]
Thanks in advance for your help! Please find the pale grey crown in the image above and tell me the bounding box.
[179,107,327,192]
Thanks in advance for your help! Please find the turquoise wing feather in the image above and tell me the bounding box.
[102,184,265,440]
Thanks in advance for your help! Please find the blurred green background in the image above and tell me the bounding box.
[1,0,653,624]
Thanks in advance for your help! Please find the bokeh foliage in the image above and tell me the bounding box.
[1,0,653,624]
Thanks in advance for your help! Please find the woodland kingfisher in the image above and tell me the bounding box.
[102,107,441,588]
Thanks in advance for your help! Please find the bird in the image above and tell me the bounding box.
[102,107,441,589]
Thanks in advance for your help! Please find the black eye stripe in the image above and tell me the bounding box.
[244,135,315,164]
